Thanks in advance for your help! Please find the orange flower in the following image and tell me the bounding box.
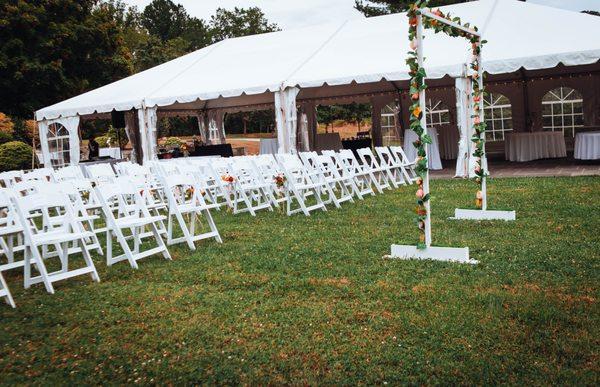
[411,92,420,100]
[412,106,422,118]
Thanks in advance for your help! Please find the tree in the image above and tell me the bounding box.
[0,0,133,118]
[354,0,470,17]
[141,0,189,42]
[209,7,279,42]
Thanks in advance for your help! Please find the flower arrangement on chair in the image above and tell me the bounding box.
[273,173,287,197]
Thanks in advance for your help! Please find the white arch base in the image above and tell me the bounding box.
[452,209,516,221]
[387,245,476,265]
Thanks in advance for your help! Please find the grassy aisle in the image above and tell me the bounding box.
[1,177,599,384]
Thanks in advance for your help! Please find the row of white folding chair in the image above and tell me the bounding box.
[0,186,101,306]
[227,158,275,216]
[158,173,222,249]
[113,166,223,253]
[94,177,172,269]
[274,153,329,216]
[298,151,354,209]
[160,160,232,209]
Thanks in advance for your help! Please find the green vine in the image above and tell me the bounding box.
[407,1,487,248]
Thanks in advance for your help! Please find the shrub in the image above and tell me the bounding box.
[0,141,33,172]
[164,137,183,147]
[0,131,13,145]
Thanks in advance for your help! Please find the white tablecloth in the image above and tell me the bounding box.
[505,132,566,162]
[437,126,459,160]
[99,147,122,159]
[259,138,278,155]
[574,131,600,160]
[403,128,443,170]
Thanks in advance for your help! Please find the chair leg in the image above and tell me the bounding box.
[0,272,15,308]
[26,245,55,294]
[78,238,100,283]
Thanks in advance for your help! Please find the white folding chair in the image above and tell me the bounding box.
[95,182,171,269]
[0,270,15,308]
[332,150,376,198]
[389,146,419,184]
[86,163,117,184]
[0,170,23,188]
[228,158,274,216]
[320,150,366,200]
[21,168,55,183]
[12,191,100,294]
[251,155,287,207]
[0,189,23,308]
[55,181,104,256]
[54,166,85,182]
[160,173,222,249]
[375,146,412,186]
[356,148,392,192]
[276,154,328,216]
[0,189,25,270]
[299,151,353,209]
[173,163,228,209]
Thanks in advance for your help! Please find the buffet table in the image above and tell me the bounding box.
[403,128,442,170]
[99,147,122,159]
[574,131,600,160]
[505,132,566,162]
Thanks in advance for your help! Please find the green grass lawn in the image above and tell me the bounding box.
[1,176,599,385]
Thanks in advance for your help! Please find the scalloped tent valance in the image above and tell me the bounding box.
[36,0,600,121]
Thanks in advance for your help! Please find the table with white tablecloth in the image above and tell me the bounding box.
[403,128,443,170]
[504,132,566,162]
[574,131,600,160]
[259,138,278,155]
[437,126,459,160]
[99,147,122,159]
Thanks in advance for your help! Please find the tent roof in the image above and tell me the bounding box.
[36,0,600,121]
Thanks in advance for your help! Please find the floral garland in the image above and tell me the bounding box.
[407,1,487,248]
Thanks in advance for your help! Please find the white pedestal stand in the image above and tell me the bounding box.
[387,245,476,264]
[453,208,515,221]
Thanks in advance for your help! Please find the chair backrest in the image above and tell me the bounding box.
[357,148,380,168]
[86,164,116,184]
[375,147,396,167]
[0,188,20,229]
[12,190,79,239]
[0,171,23,188]
[11,180,46,196]
[22,168,55,183]
[54,166,85,181]
[389,146,412,164]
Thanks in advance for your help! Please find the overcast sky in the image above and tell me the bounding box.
[122,0,600,30]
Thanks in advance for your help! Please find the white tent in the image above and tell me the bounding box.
[35,0,600,166]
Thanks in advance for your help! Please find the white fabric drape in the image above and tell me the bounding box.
[207,110,225,144]
[274,87,299,154]
[454,77,473,178]
[37,120,50,167]
[37,116,80,166]
[63,116,81,165]
[124,111,137,162]
[298,109,310,152]
[138,106,158,163]
[196,112,208,143]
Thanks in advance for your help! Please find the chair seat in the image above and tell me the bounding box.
[115,214,166,229]
[31,229,94,245]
